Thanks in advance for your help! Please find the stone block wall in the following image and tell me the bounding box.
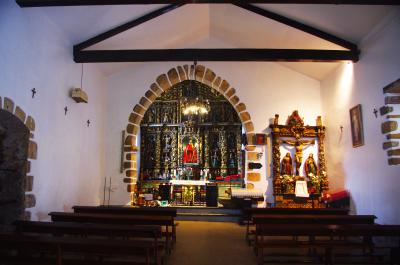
[380,79,400,165]
[0,97,37,227]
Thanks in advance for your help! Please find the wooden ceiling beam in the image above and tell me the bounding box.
[235,3,358,51]
[16,0,400,7]
[73,48,359,63]
[74,4,184,51]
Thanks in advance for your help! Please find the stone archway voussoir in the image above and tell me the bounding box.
[240,111,251,124]
[150,83,163,96]
[244,121,255,133]
[167,68,180,86]
[177,66,188,81]
[229,95,240,107]
[235,103,247,113]
[219,80,230,94]
[156,74,171,92]
[195,65,206,82]
[225,87,236,99]
[145,90,158,102]
[212,77,222,91]
[139,97,152,110]
[133,104,146,116]
[203,68,217,86]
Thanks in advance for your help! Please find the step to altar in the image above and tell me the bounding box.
[172,206,242,222]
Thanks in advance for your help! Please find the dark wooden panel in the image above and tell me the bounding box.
[16,0,400,7]
[74,48,359,62]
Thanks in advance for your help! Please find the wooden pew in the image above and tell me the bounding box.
[72,206,177,243]
[49,212,174,254]
[0,233,160,265]
[14,220,164,260]
[252,214,376,225]
[243,208,349,244]
[254,223,400,265]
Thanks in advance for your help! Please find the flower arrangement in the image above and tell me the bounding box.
[308,173,320,193]
[280,174,295,193]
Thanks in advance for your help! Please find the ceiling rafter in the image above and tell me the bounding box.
[16,0,400,7]
[74,49,359,63]
[74,4,184,51]
[67,3,360,62]
[234,3,358,51]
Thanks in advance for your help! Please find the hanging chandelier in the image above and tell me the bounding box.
[181,61,210,116]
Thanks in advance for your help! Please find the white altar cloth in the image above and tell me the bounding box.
[169,180,210,186]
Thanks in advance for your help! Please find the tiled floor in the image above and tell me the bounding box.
[167,221,258,265]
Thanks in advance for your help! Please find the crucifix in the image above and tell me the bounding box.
[373,108,378,118]
[87,119,90,127]
[281,135,315,176]
[64,106,68,115]
[31,88,36,98]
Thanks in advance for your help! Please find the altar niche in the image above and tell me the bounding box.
[139,81,243,205]
[270,111,328,208]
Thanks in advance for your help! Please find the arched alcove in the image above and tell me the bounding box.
[122,65,255,203]
[0,97,37,230]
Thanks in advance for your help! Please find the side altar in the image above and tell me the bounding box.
[270,111,329,208]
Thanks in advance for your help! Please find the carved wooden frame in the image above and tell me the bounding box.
[269,119,328,195]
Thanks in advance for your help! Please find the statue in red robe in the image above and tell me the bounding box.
[183,138,198,164]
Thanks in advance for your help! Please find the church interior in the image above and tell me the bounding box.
[1,0,400,264]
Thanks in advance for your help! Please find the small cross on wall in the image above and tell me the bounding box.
[373,108,378,118]
[87,119,90,127]
[64,106,68,115]
[31,88,36,98]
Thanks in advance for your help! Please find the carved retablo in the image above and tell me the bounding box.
[269,110,328,208]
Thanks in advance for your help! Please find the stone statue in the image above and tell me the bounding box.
[304,153,318,177]
[281,152,293,175]
[281,137,315,176]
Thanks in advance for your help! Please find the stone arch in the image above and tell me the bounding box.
[0,96,37,223]
[123,65,255,201]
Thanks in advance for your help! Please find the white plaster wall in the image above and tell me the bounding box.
[0,1,106,220]
[321,10,400,224]
[105,55,322,205]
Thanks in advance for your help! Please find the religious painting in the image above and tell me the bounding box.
[255,133,266,145]
[349,104,364,148]
[182,135,199,165]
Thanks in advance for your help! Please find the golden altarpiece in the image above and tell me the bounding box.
[270,111,329,208]
[139,80,243,206]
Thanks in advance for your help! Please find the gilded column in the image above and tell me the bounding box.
[155,128,161,177]
[220,129,227,175]
[271,126,282,194]
[317,127,329,192]
[204,132,209,168]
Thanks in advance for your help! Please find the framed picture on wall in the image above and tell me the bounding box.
[349,104,364,148]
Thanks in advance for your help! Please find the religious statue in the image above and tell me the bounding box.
[228,151,236,168]
[281,152,293,175]
[147,107,156,123]
[281,136,315,176]
[287,110,304,127]
[163,134,171,151]
[304,153,318,177]
[211,149,220,168]
[183,137,198,164]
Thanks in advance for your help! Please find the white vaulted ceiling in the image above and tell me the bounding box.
[39,4,396,80]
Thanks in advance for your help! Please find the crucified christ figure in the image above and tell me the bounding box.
[281,137,315,176]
